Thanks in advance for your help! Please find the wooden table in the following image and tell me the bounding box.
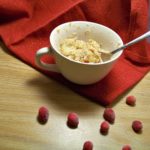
[0,42,150,150]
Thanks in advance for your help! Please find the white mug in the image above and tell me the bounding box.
[35,21,123,85]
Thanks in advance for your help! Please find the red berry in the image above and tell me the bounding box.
[103,108,115,124]
[83,141,93,150]
[38,106,49,124]
[132,120,143,133]
[122,145,132,150]
[67,112,79,128]
[126,96,136,106]
[100,121,109,135]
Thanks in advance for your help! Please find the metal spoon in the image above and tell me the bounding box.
[100,31,150,55]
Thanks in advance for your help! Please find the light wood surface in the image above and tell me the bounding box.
[0,42,150,150]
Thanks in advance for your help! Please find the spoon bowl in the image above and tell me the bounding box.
[100,31,150,55]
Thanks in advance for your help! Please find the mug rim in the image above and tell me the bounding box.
[50,21,123,66]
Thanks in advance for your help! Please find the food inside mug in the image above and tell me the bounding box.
[50,22,123,64]
[60,36,111,63]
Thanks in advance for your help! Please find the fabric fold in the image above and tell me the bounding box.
[124,0,150,64]
[0,0,84,45]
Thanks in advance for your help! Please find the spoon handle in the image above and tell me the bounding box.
[112,31,150,54]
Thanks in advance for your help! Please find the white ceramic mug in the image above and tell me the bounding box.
[35,21,123,85]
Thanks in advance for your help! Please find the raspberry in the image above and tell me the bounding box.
[100,121,109,135]
[126,96,136,106]
[132,120,143,133]
[103,108,115,124]
[38,106,49,124]
[83,141,93,150]
[67,112,79,128]
[122,145,132,150]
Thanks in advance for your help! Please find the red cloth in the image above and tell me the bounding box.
[0,0,150,106]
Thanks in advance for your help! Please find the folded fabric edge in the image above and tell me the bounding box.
[6,0,85,46]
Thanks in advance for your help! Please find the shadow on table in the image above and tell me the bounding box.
[26,75,103,114]
[26,71,139,113]
[0,41,13,55]
[0,41,21,61]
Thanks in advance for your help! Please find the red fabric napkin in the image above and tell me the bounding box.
[0,0,150,106]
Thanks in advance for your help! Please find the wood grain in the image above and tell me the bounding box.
[0,43,150,150]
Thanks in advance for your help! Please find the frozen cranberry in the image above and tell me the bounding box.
[38,106,49,124]
[67,112,79,128]
[122,145,132,150]
[83,141,93,150]
[100,121,109,135]
[126,96,136,106]
[132,120,143,133]
[103,108,115,124]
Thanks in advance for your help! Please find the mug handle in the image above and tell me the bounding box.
[35,47,60,72]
